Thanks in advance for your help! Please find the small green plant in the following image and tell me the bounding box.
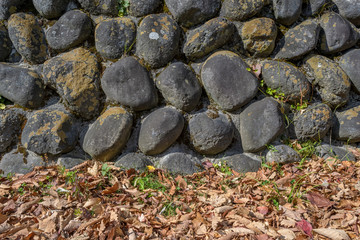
[6,172,14,181]
[160,201,180,216]
[259,80,285,101]
[132,172,167,192]
[58,165,66,176]
[74,208,83,218]
[101,163,112,178]
[118,0,130,17]
[297,140,320,159]
[0,96,12,110]
[291,101,308,111]
[18,183,27,195]
[213,161,233,176]
[65,170,77,185]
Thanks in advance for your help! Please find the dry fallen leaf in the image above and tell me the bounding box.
[306,191,334,208]
[277,228,296,240]
[313,228,351,240]
[296,219,313,238]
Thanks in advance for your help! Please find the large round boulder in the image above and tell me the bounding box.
[339,49,360,94]
[0,24,12,61]
[220,0,267,21]
[333,105,360,143]
[0,149,44,176]
[128,0,162,17]
[77,0,118,16]
[273,0,302,26]
[332,0,360,26]
[33,0,70,19]
[159,153,203,175]
[0,0,23,20]
[0,110,24,153]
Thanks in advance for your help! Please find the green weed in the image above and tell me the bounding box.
[132,172,167,192]
[118,0,130,17]
[213,161,233,176]
[101,163,112,178]
[160,201,180,216]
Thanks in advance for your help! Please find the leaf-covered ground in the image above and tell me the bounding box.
[1,148,360,240]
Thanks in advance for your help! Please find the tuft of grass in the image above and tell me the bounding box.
[160,201,180,216]
[132,172,167,192]
[213,161,233,176]
[118,0,130,17]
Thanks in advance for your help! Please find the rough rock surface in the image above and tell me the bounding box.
[266,144,301,163]
[0,24,12,61]
[304,55,351,108]
[165,0,221,27]
[240,97,284,152]
[57,157,86,169]
[333,0,360,26]
[77,0,118,16]
[294,103,333,141]
[8,13,48,64]
[42,48,101,120]
[33,0,70,19]
[0,64,45,108]
[101,56,158,111]
[261,60,310,103]
[115,153,153,170]
[201,51,258,111]
[273,0,302,26]
[222,154,261,173]
[319,12,359,54]
[220,0,267,21]
[240,18,277,57]
[275,19,320,60]
[0,110,24,153]
[136,13,180,68]
[82,107,133,162]
[0,0,23,20]
[339,49,360,93]
[139,107,184,155]
[333,105,360,143]
[46,10,92,51]
[128,0,162,17]
[316,144,356,162]
[302,0,327,17]
[189,111,233,155]
[156,62,202,112]
[0,149,43,175]
[95,17,136,59]
[21,109,78,155]
[183,17,234,60]
[159,153,202,175]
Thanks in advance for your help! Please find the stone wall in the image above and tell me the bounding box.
[0,0,360,175]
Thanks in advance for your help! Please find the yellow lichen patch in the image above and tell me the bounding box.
[343,106,360,120]
[97,107,127,126]
[28,71,39,79]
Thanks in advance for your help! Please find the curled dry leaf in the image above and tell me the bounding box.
[277,228,296,240]
[296,219,313,238]
[313,228,350,240]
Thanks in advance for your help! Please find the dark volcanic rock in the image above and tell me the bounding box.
[302,0,327,17]
[0,64,45,108]
[220,0,267,21]
[8,13,48,64]
[46,10,92,51]
[261,60,310,103]
[128,0,162,17]
[0,24,12,61]
[0,0,23,20]
[333,105,360,143]
[316,144,356,161]
[240,97,284,152]
[82,107,133,162]
[333,0,360,26]
[189,111,233,155]
[165,0,221,27]
[21,109,78,155]
[57,157,86,169]
[77,0,118,16]
[42,48,101,120]
[339,49,360,93]
[115,153,153,170]
[275,19,320,60]
[240,18,277,57]
[33,0,70,19]
[159,153,202,175]
[266,144,301,163]
[183,17,234,60]
[319,12,359,54]
[95,17,136,59]
[0,149,44,175]
[139,107,184,155]
[201,51,258,111]
[156,62,202,112]
[101,56,158,111]
[222,154,261,173]
[304,55,351,108]
[294,103,332,141]
[0,110,24,153]
[273,0,302,26]
[136,13,180,68]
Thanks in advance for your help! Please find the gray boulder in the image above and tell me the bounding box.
[339,49,360,93]
[183,17,234,60]
[333,105,360,143]
[261,60,310,103]
[201,51,258,111]
[115,153,153,170]
[165,0,221,27]
[42,48,101,120]
[0,0,23,20]
[95,17,136,59]
[21,109,78,155]
[319,12,359,54]
[189,111,234,155]
[139,107,184,155]
[316,144,356,161]
[128,0,162,17]
[0,24,12,61]
[159,153,203,175]
[156,62,202,112]
[82,107,133,162]
[8,13,48,64]
[136,13,180,68]
[273,0,302,26]
[46,10,92,51]
[266,144,301,163]
[220,0,267,21]
[33,0,70,19]
[0,110,24,153]
[101,56,158,111]
[275,19,320,60]
[0,149,44,176]
[0,63,45,109]
[333,0,360,26]
[57,157,86,169]
[304,55,351,108]
[77,0,118,16]
[302,0,327,17]
[222,154,261,173]
[294,103,332,141]
[240,97,284,152]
